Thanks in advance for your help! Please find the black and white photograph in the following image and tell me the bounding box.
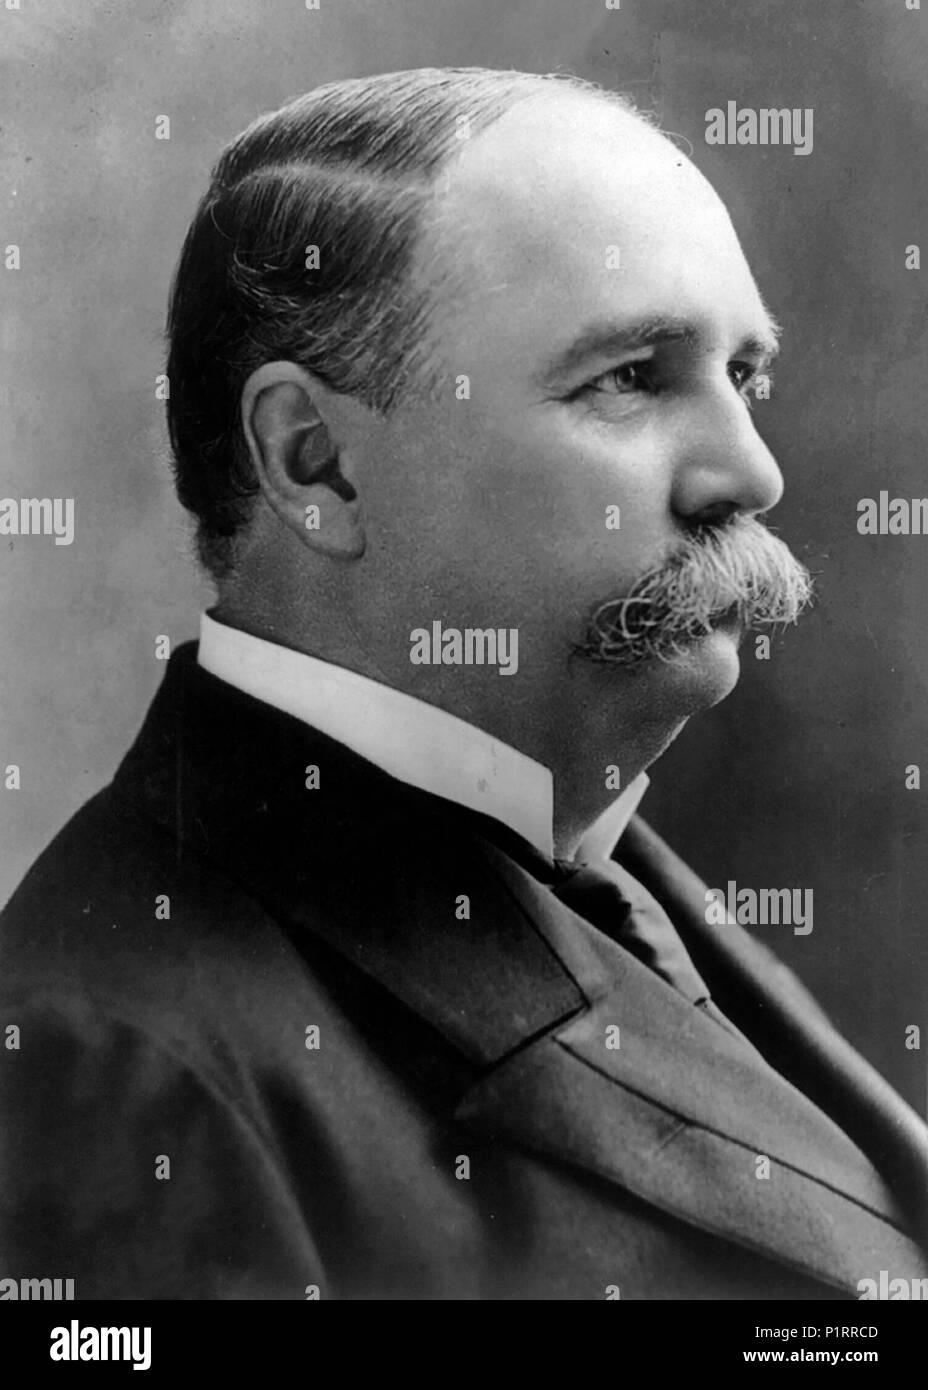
[1,0,926,1351]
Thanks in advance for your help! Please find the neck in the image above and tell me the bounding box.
[210,594,683,861]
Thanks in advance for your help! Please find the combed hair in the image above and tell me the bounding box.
[165,67,636,578]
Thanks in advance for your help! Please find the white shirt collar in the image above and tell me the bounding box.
[197,611,648,863]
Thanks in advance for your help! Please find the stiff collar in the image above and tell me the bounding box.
[198,611,648,863]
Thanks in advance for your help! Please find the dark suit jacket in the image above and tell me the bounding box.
[2,642,926,1299]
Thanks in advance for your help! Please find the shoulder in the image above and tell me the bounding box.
[0,781,316,1066]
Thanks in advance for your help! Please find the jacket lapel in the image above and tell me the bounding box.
[115,645,928,1293]
[452,843,927,1294]
[455,1009,924,1295]
[616,816,928,1241]
[111,644,589,1069]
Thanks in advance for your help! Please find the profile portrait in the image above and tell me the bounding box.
[2,0,926,1306]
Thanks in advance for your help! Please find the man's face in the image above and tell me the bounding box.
[351,94,795,772]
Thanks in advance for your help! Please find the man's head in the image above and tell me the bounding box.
[167,68,603,576]
[166,67,810,852]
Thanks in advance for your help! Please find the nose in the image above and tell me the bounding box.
[670,380,785,527]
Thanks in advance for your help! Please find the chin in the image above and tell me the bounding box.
[652,627,743,711]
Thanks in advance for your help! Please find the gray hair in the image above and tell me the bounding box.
[165,67,638,578]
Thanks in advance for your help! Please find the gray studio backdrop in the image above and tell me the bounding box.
[3,0,926,1109]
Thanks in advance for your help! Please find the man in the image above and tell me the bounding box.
[2,67,926,1300]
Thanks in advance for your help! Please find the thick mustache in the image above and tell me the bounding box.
[574,516,813,666]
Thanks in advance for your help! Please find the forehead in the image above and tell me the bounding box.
[425,94,771,371]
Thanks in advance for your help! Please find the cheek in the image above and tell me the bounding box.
[371,408,673,625]
[497,419,673,598]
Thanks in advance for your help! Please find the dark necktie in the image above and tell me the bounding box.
[449,798,744,1034]
[553,855,711,1003]
[553,857,758,1049]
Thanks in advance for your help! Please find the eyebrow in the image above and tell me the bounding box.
[537,312,782,388]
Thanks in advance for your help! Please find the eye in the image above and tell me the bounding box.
[583,360,658,397]
[728,360,758,394]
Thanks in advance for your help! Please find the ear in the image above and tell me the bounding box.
[240,361,367,559]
